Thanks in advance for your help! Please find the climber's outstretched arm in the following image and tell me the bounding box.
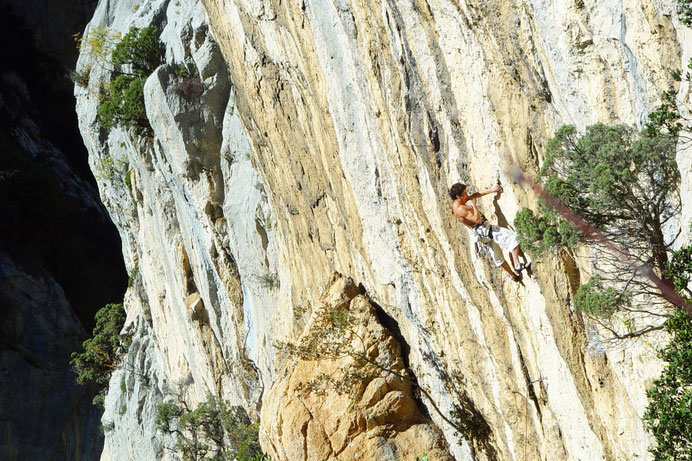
[466,184,502,201]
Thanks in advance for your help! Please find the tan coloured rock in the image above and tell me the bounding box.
[196,1,688,460]
[261,277,452,460]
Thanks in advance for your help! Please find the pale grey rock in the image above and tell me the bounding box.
[76,0,275,459]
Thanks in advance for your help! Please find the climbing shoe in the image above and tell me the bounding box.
[514,262,531,273]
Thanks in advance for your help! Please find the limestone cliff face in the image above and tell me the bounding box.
[76,0,691,460]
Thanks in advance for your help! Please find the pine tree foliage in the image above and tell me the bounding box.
[644,246,692,461]
[96,26,163,130]
[516,123,679,271]
[155,396,266,461]
[676,0,692,25]
[70,303,132,406]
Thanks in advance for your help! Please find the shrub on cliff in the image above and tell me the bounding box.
[97,26,163,130]
[515,122,679,265]
[644,306,692,461]
[155,396,266,461]
[644,246,692,460]
[677,0,692,25]
[70,303,132,406]
[97,74,148,130]
[76,25,162,131]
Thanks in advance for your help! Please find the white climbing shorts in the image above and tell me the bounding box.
[471,220,519,267]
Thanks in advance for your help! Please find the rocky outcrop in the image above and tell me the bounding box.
[75,0,271,458]
[262,276,452,460]
[74,0,691,460]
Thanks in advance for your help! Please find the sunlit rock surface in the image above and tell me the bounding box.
[76,0,691,459]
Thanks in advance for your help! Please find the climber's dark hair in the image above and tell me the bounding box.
[449,183,467,200]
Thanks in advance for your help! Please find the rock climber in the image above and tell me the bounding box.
[449,182,529,282]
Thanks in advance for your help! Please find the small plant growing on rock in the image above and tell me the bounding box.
[77,25,163,131]
[258,272,279,290]
[93,155,128,181]
[74,27,121,63]
[127,265,139,288]
[70,303,132,406]
[174,63,190,78]
[155,395,266,461]
[172,68,205,100]
[69,66,91,87]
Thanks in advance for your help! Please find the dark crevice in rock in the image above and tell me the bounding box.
[517,347,543,420]
[0,5,127,330]
[0,4,127,460]
[369,298,434,425]
[255,218,270,268]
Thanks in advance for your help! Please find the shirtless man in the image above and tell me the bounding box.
[450,182,528,281]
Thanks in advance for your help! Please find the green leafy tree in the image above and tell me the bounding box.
[155,396,266,461]
[664,246,692,296]
[517,123,679,268]
[97,75,148,130]
[514,48,692,335]
[110,26,161,74]
[644,246,692,461]
[70,303,132,406]
[644,309,692,460]
[96,26,163,130]
[514,121,680,336]
[572,275,632,318]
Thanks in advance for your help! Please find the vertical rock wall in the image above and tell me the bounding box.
[198,0,690,459]
[74,0,692,460]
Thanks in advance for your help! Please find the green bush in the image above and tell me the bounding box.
[96,26,162,131]
[174,63,190,78]
[573,275,631,317]
[111,26,162,74]
[514,208,580,256]
[155,396,266,461]
[127,265,139,288]
[677,0,692,25]
[664,246,692,295]
[515,122,678,266]
[643,246,692,460]
[97,75,147,130]
[70,303,132,406]
[644,307,692,460]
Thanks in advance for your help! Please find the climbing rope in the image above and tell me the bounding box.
[513,376,544,461]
